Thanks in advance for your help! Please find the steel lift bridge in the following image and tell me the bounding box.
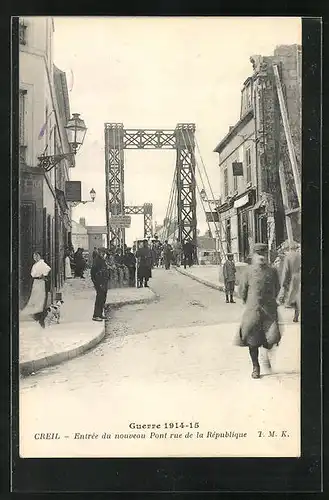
[104,123,197,247]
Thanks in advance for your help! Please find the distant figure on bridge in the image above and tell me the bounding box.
[152,235,162,267]
[163,240,173,270]
[136,239,153,287]
[92,247,98,264]
[223,253,236,303]
[123,247,136,287]
[183,240,194,269]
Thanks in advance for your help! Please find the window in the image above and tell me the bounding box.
[19,89,27,163]
[19,21,27,45]
[233,162,238,191]
[224,168,228,197]
[241,80,253,116]
[245,147,252,183]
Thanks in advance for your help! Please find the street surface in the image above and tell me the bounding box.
[20,268,300,458]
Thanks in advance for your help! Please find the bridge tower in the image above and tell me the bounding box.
[104,122,197,247]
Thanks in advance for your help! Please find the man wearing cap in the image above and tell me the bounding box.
[90,247,109,321]
[277,242,301,322]
[235,243,281,379]
[222,253,236,303]
[136,239,153,287]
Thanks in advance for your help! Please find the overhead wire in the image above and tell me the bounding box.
[195,137,230,257]
[180,128,225,257]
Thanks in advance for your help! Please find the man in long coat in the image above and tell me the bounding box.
[136,239,153,287]
[90,247,109,321]
[277,243,301,322]
[235,243,281,379]
[222,253,236,303]
[123,247,137,287]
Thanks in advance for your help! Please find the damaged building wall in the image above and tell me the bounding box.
[251,44,301,250]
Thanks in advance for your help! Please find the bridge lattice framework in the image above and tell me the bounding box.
[104,123,197,247]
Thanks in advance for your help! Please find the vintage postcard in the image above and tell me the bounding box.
[18,16,302,459]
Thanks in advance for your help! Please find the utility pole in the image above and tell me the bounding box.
[273,63,302,207]
[278,161,294,245]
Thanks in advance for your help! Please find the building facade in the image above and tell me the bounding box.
[214,44,301,262]
[19,17,74,308]
[71,218,89,251]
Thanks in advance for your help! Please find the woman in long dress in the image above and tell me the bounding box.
[64,248,72,279]
[21,252,51,328]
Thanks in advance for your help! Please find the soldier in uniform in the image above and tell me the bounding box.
[136,239,153,287]
[235,243,281,379]
[277,242,301,322]
[222,253,236,303]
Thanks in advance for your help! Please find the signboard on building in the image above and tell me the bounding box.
[65,181,81,202]
[109,215,131,228]
[205,211,220,223]
[232,162,243,176]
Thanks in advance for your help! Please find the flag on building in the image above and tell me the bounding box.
[38,109,54,140]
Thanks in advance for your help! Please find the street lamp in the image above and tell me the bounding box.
[38,113,87,172]
[70,188,96,208]
[200,188,220,204]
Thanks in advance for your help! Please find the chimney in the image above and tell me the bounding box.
[229,126,234,132]
[79,217,86,227]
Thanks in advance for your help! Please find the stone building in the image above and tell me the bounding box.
[214,44,301,262]
[71,218,89,251]
[19,17,74,308]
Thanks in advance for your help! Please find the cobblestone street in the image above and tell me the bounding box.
[20,268,300,458]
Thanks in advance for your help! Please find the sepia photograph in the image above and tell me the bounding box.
[18,16,302,459]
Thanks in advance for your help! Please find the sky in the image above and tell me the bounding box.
[53,16,301,245]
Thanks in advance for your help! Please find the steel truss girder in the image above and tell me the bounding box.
[124,204,153,239]
[175,124,197,245]
[104,124,125,247]
[125,206,144,215]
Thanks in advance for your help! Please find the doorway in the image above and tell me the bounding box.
[238,210,250,262]
[19,203,34,309]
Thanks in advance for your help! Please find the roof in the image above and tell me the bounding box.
[214,108,254,155]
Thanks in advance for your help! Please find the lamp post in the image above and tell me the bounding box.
[70,188,96,208]
[38,113,87,172]
[200,188,220,204]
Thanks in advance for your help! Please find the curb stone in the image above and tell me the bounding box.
[174,266,239,297]
[19,328,106,377]
[20,289,158,377]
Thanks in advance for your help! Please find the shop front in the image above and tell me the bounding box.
[19,167,44,308]
[233,188,256,262]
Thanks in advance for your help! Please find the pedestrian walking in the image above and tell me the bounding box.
[183,240,193,269]
[223,253,236,303]
[74,248,86,278]
[234,243,281,379]
[277,243,301,322]
[123,247,137,287]
[163,240,173,270]
[90,247,109,321]
[22,252,51,328]
[136,239,153,287]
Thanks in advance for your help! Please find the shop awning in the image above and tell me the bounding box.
[234,193,249,209]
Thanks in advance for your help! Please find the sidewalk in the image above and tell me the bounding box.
[19,273,156,376]
[175,265,299,325]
